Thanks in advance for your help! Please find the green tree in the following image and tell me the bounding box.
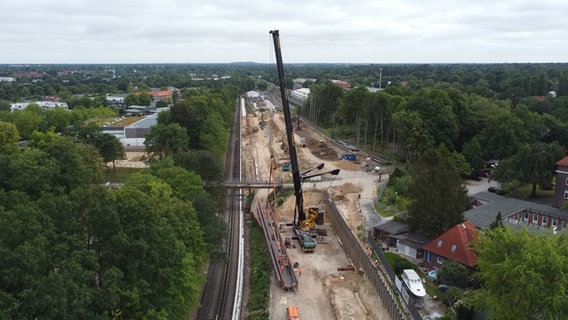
[475,227,568,319]
[13,109,43,139]
[461,137,484,170]
[338,86,369,145]
[76,123,126,171]
[124,93,139,106]
[438,260,471,288]
[144,123,187,160]
[99,133,126,171]
[478,112,528,161]
[0,121,20,155]
[305,81,344,128]
[392,109,431,159]
[45,106,72,132]
[493,141,565,196]
[403,88,459,150]
[407,145,469,237]
[8,148,58,199]
[43,136,93,193]
[138,92,152,106]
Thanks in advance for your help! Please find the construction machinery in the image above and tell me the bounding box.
[270,30,339,252]
[287,306,300,320]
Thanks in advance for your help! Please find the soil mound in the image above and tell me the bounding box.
[335,159,361,171]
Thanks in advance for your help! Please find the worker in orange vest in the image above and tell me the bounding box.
[298,266,302,276]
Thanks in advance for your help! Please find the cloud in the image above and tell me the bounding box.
[0,0,566,63]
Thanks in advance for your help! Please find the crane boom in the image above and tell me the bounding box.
[269,30,306,226]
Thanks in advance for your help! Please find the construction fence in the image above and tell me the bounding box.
[324,191,421,320]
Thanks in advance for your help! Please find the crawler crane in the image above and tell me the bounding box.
[269,30,339,252]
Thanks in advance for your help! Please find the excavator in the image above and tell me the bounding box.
[270,30,339,252]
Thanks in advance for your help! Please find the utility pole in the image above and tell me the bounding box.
[379,67,383,90]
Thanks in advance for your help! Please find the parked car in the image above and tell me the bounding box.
[488,186,497,193]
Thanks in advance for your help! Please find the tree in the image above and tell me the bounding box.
[403,88,459,150]
[391,110,431,159]
[338,86,369,145]
[144,123,187,160]
[138,92,152,106]
[438,261,471,288]
[13,109,43,140]
[124,93,139,106]
[76,123,126,171]
[45,106,72,132]
[478,112,528,161]
[475,227,568,319]
[42,136,93,193]
[0,121,20,155]
[493,141,565,197]
[407,145,469,237]
[461,137,484,171]
[99,133,126,171]
[8,148,58,199]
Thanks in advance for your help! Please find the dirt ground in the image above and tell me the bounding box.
[243,109,392,320]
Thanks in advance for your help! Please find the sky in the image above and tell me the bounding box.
[1,0,567,64]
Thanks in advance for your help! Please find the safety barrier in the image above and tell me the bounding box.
[324,191,421,320]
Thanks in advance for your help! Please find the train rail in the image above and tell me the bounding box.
[196,98,244,320]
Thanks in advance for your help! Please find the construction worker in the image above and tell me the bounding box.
[298,266,302,276]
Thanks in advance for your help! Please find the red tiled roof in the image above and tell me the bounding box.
[422,221,478,268]
[148,90,173,98]
[557,156,568,167]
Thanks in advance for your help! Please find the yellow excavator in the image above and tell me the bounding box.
[299,206,320,231]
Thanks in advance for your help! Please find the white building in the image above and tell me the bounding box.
[10,101,69,112]
[289,88,310,104]
[0,77,16,82]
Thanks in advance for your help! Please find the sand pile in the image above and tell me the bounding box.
[335,159,361,171]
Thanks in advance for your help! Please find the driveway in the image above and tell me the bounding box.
[463,177,500,196]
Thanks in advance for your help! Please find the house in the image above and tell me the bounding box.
[148,90,173,101]
[331,80,351,90]
[553,156,568,208]
[466,191,568,232]
[422,221,478,269]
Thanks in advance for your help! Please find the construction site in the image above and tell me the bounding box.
[242,78,401,320]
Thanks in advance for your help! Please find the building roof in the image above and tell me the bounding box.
[395,233,431,249]
[557,156,568,167]
[422,221,478,268]
[148,90,173,98]
[465,191,567,229]
[374,220,410,235]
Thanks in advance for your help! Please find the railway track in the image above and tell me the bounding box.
[196,98,244,320]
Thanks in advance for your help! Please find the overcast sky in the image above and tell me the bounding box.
[1,0,566,64]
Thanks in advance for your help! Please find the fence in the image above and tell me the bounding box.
[324,191,413,320]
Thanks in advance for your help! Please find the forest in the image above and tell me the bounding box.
[1,62,568,319]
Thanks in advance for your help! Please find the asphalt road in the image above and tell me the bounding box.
[463,177,500,196]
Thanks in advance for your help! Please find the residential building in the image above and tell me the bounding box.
[553,156,568,208]
[466,191,568,232]
[0,77,15,82]
[10,101,68,112]
[422,221,478,269]
[331,79,351,90]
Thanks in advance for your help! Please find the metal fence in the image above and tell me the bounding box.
[324,191,412,320]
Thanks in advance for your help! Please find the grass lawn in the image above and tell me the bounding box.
[507,183,556,200]
[104,167,144,183]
